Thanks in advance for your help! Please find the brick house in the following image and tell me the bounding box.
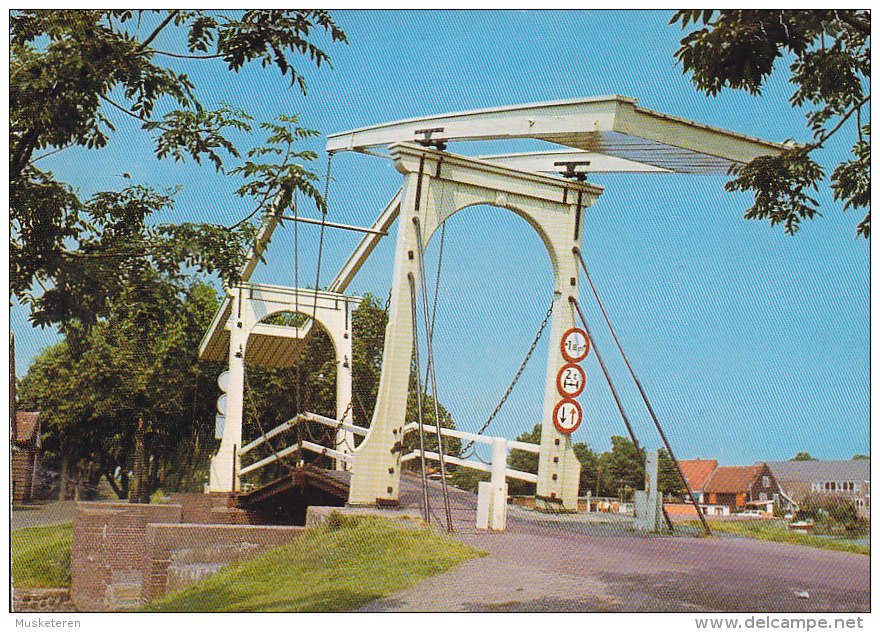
[702,463,781,512]
[761,460,870,520]
[12,411,41,503]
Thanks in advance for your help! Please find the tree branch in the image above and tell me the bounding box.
[147,49,224,60]
[11,126,42,180]
[807,94,871,153]
[99,93,148,122]
[837,12,872,38]
[136,10,179,52]
[31,145,71,163]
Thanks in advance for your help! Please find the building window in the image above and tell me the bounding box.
[762,476,770,488]
[759,492,768,501]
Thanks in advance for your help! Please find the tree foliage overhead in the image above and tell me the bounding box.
[671,10,870,238]
[10,9,347,329]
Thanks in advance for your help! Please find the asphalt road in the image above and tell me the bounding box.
[11,500,78,530]
[358,473,870,612]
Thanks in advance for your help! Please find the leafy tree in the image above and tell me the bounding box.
[796,493,860,527]
[505,424,600,497]
[17,281,225,500]
[791,451,819,461]
[657,449,685,498]
[10,9,347,329]
[671,10,870,237]
[507,424,542,496]
[852,454,869,461]
[606,435,647,501]
[350,294,389,429]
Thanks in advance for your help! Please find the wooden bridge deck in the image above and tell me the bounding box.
[235,465,479,525]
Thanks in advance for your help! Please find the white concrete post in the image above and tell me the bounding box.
[490,437,508,530]
[635,448,662,532]
[209,289,247,492]
[535,242,583,513]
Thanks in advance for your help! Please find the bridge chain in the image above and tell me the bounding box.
[460,298,554,457]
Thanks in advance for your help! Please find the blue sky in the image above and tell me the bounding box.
[10,10,870,465]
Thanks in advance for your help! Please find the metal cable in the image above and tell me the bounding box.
[423,220,446,386]
[568,295,675,532]
[243,369,296,472]
[311,152,333,326]
[460,298,554,454]
[572,247,710,535]
[408,272,432,524]
[413,217,454,532]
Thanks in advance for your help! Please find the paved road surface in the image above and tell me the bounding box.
[357,473,870,612]
[11,500,78,530]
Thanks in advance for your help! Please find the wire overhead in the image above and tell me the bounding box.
[572,246,710,535]
[412,216,454,532]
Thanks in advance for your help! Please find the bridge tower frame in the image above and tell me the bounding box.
[349,143,602,511]
[206,283,362,492]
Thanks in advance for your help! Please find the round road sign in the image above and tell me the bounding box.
[553,398,583,435]
[561,327,589,363]
[556,363,586,398]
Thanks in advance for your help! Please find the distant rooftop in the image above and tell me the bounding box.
[761,460,870,482]
[677,459,718,492]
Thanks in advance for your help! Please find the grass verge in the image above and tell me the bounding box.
[11,523,73,588]
[688,520,870,556]
[145,515,484,612]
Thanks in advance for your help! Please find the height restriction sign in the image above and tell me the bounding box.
[560,327,589,363]
[553,399,583,435]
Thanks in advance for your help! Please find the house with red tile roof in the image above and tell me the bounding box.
[676,459,717,503]
[703,463,780,512]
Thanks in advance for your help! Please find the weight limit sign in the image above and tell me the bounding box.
[560,327,589,363]
[556,362,586,398]
[553,398,583,435]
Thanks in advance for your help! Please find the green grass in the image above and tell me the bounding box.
[145,515,484,612]
[688,520,870,556]
[11,523,73,588]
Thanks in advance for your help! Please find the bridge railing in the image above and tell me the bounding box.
[238,413,540,501]
[401,422,539,483]
[238,412,365,476]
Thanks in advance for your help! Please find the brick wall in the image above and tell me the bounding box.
[71,497,304,611]
[141,523,304,603]
[11,450,35,503]
[71,502,182,612]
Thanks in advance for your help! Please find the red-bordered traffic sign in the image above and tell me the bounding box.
[556,362,586,398]
[560,327,590,363]
[553,398,583,435]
